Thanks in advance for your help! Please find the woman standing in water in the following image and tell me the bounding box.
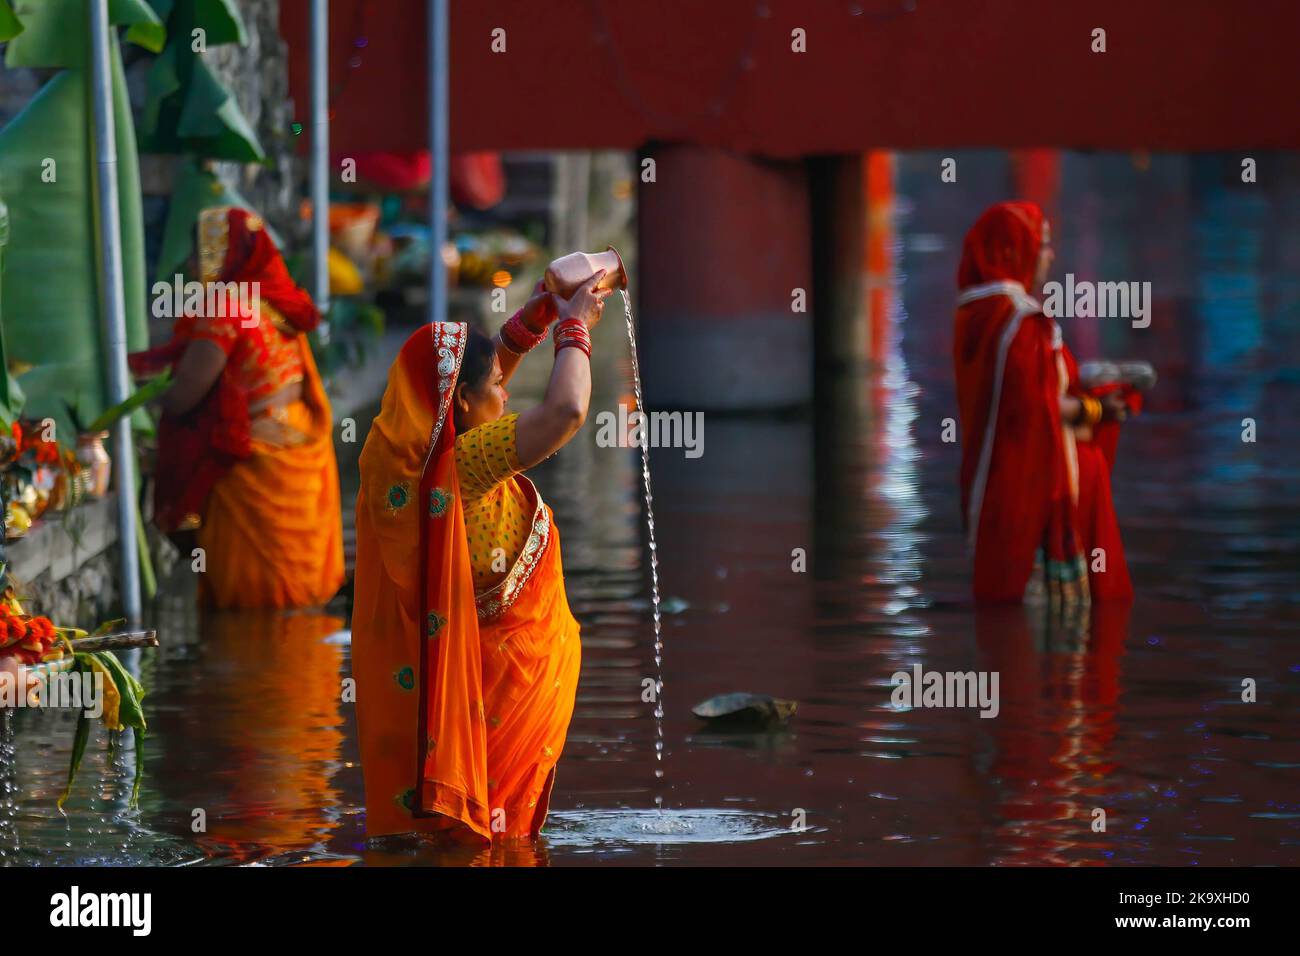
[130,206,344,609]
[352,272,610,842]
[954,201,1133,605]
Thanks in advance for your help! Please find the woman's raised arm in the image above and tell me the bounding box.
[515,271,610,468]
[495,281,558,386]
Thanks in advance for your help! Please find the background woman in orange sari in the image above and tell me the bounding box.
[953,201,1133,605]
[130,206,343,609]
[353,273,610,843]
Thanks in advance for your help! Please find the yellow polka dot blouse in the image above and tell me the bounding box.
[454,413,532,590]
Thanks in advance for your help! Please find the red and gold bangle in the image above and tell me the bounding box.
[1079,394,1103,427]
[553,318,592,359]
[499,309,548,355]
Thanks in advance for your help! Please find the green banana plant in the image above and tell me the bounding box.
[139,0,262,161]
[0,195,27,431]
[142,0,271,281]
[0,0,22,43]
[0,0,165,441]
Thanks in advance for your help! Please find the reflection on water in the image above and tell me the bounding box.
[3,152,1298,865]
[151,610,347,865]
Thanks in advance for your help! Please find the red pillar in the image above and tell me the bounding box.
[637,146,812,410]
[865,150,896,365]
[1010,148,1062,224]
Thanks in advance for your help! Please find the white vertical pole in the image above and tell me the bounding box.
[88,0,142,625]
[311,0,331,339]
[428,0,449,324]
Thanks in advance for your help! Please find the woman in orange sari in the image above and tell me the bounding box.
[352,272,610,842]
[954,201,1134,605]
[130,206,344,609]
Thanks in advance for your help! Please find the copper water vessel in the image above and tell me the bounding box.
[76,431,113,498]
[543,246,627,299]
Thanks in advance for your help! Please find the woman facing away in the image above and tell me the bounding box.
[130,205,344,610]
[352,271,611,842]
[953,201,1134,606]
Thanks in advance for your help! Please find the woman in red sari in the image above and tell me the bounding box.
[954,201,1133,604]
[130,206,344,609]
[352,272,610,842]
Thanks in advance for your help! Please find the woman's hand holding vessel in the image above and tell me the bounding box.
[558,270,612,331]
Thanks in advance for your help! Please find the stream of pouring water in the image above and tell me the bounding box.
[619,289,666,811]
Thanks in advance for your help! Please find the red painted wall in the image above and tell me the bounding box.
[280,0,1300,157]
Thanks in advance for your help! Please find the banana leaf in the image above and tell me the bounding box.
[0,196,26,429]
[85,366,170,433]
[0,0,22,43]
[58,649,148,810]
[135,495,156,599]
[86,648,147,733]
[4,0,164,67]
[148,0,245,49]
[57,709,92,810]
[139,0,262,162]
[0,31,154,441]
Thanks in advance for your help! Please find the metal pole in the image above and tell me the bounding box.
[88,0,142,625]
[428,0,448,324]
[310,0,331,340]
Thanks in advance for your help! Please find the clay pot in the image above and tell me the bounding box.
[76,431,112,498]
[543,246,627,299]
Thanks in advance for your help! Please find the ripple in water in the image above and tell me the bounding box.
[543,809,792,846]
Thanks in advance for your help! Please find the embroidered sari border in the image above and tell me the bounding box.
[474,476,551,621]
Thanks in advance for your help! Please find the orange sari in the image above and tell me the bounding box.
[353,323,581,842]
[131,207,344,610]
[196,376,343,610]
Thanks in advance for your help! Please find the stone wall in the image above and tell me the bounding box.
[6,496,122,628]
